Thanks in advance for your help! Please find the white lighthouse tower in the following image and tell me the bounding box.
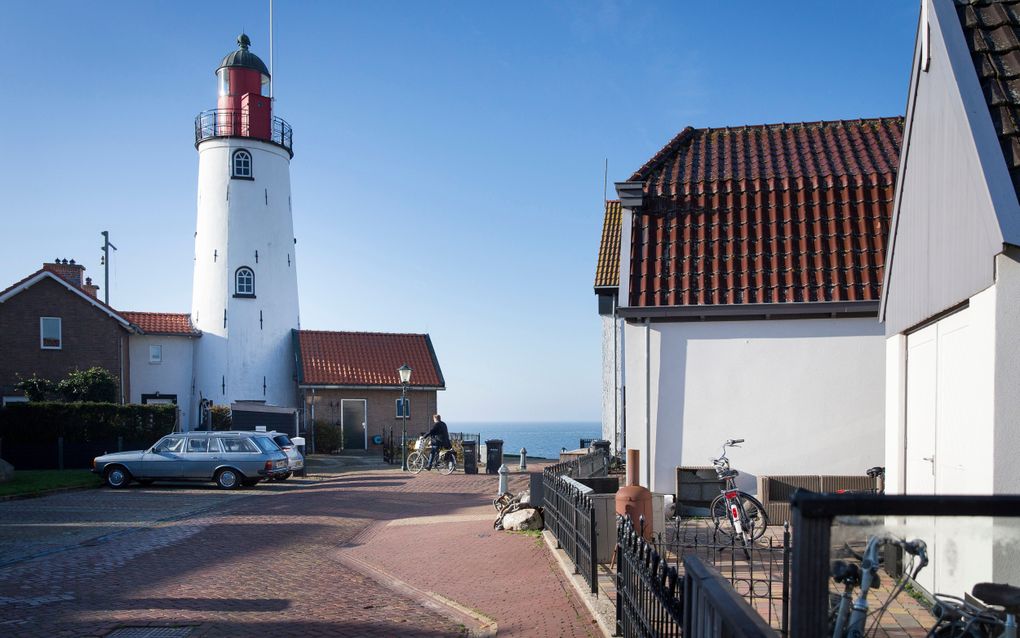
[191,34,299,413]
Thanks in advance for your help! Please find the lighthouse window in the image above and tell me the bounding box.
[232,150,252,179]
[234,267,255,297]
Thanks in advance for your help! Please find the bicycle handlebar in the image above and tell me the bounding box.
[725,438,744,446]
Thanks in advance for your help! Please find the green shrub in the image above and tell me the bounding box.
[0,402,176,444]
[209,405,233,430]
[14,374,55,401]
[56,367,119,403]
[314,420,342,454]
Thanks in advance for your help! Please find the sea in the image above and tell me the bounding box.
[448,421,601,460]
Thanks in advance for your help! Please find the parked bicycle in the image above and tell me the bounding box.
[828,533,928,638]
[407,435,457,475]
[710,438,769,558]
[928,582,1019,637]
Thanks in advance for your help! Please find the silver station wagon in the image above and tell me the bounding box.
[92,431,290,489]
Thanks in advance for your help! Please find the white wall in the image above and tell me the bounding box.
[993,252,1020,494]
[191,137,299,410]
[625,317,886,494]
[128,335,195,430]
[600,313,624,453]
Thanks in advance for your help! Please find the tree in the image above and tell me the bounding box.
[14,374,54,401]
[57,367,119,403]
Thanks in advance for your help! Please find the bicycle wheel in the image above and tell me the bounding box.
[711,492,769,542]
[440,452,456,475]
[407,451,425,474]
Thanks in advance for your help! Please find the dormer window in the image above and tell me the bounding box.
[234,267,255,297]
[232,149,252,179]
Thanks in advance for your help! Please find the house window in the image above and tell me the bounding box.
[234,267,255,297]
[395,397,410,418]
[232,149,252,178]
[149,345,162,364]
[40,317,61,349]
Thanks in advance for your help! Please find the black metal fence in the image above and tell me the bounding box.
[616,516,777,638]
[616,515,684,637]
[656,520,791,634]
[194,108,294,155]
[544,449,609,480]
[543,473,598,594]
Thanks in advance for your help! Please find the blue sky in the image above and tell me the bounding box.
[0,1,918,421]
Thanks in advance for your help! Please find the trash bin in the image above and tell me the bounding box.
[462,440,478,474]
[592,439,611,456]
[485,439,504,474]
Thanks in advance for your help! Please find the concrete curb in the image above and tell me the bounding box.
[0,482,99,502]
[542,529,615,638]
[336,549,498,637]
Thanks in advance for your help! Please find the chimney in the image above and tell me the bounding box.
[43,258,87,289]
[82,276,100,299]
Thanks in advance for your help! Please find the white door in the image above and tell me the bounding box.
[904,307,973,595]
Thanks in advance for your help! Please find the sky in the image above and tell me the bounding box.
[0,1,919,422]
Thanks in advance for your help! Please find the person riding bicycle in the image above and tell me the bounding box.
[423,414,451,471]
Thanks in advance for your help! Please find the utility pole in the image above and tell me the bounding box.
[100,231,117,305]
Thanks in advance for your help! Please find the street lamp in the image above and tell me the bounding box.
[398,364,412,471]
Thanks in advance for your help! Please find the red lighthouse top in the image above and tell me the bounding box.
[194,34,293,156]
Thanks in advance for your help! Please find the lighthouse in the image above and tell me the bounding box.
[191,34,299,412]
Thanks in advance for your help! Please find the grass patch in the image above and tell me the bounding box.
[0,469,101,498]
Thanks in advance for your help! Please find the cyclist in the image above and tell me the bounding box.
[423,414,451,471]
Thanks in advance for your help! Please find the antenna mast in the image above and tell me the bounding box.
[100,230,117,305]
[269,0,274,100]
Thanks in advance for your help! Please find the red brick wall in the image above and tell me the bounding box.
[303,388,440,450]
[0,277,129,400]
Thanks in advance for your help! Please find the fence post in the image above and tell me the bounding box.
[589,497,598,595]
[782,521,791,636]
[616,520,624,636]
[57,436,64,470]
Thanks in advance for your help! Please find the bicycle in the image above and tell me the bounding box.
[407,435,457,475]
[828,533,928,638]
[927,582,1019,637]
[709,438,769,558]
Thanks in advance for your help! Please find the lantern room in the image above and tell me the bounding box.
[194,34,292,155]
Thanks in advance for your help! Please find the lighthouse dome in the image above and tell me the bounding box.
[217,34,270,76]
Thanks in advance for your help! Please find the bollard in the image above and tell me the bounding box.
[519,447,527,470]
[498,463,509,495]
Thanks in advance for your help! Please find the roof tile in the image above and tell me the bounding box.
[121,312,200,336]
[621,117,903,308]
[594,201,622,288]
[296,330,444,388]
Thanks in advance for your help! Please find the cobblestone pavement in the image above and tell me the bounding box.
[0,462,596,637]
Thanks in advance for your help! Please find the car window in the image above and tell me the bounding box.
[153,436,184,453]
[273,435,293,447]
[253,436,280,453]
[208,438,222,453]
[221,437,258,453]
[187,438,208,453]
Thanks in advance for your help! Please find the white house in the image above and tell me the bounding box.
[607,118,903,494]
[595,200,625,453]
[881,0,1020,593]
[121,312,201,430]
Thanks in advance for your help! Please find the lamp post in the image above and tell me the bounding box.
[398,364,412,471]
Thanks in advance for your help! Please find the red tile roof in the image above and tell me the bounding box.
[594,201,622,289]
[121,312,200,336]
[956,0,1020,200]
[295,330,445,388]
[625,117,904,307]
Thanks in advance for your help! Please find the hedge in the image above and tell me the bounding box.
[0,402,176,444]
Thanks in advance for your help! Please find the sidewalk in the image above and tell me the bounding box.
[338,465,601,638]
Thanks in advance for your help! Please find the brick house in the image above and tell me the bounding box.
[294,330,446,452]
[0,260,133,404]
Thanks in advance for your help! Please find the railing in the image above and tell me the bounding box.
[543,475,598,594]
[616,515,684,637]
[656,519,791,634]
[545,449,609,480]
[194,109,294,156]
[683,554,778,638]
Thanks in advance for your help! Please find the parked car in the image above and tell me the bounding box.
[92,431,290,490]
[266,431,304,479]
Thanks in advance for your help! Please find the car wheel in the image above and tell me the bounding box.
[215,468,241,490]
[104,466,131,489]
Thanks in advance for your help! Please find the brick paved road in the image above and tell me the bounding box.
[0,464,596,637]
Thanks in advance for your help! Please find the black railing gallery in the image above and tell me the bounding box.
[194,109,294,156]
